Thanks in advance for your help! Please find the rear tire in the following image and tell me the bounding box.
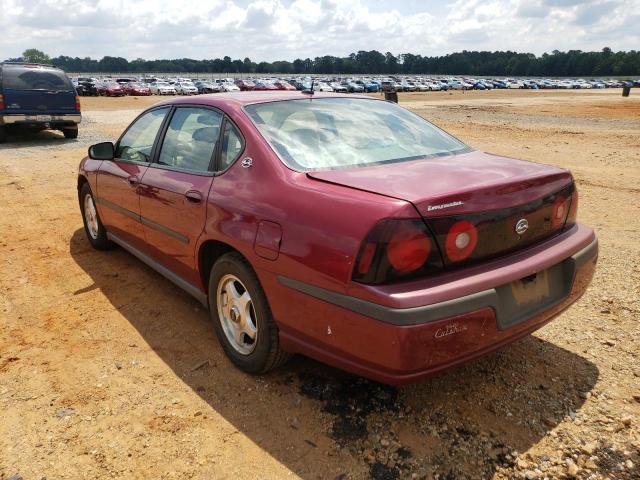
[0,125,6,143]
[79,182,112,250]
[63,125,78,139]
[209,252,291,374]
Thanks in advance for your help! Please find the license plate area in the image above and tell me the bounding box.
[495,260,573,330]
[510,270,550,306]
[36,115,52,122]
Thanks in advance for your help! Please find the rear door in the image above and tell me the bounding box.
[96,107,169,250]
[1,65,77,115]
[138,106,224,285]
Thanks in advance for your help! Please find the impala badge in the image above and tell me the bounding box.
[515,218,529,235]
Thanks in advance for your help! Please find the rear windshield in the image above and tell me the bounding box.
[244,98,470,171]
[1,66,73,91]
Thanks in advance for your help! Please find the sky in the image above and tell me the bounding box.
[0,0,638,61]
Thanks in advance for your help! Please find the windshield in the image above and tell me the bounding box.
[2,67,73,91]
[244,98,470,171]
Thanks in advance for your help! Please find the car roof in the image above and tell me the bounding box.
[154,91,373,109]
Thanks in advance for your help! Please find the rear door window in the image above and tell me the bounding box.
[116,107,169,163]
[1,67,73,91]
[157,107,223,173]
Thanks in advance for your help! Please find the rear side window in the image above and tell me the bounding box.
[158,107,223,173]
[116,108,169,163]
[220,122,244,170]
[1,67,73,91]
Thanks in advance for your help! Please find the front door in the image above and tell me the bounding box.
[96,107,169,249]
[138,106,223,285]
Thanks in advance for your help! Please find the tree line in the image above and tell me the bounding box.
[12,48,640,76]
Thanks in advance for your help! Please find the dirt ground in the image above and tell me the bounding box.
[1,89,639,480]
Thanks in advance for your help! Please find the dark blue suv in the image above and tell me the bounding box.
[0,63,81,143]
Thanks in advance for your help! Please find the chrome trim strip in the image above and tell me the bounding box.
[1,114,81,124]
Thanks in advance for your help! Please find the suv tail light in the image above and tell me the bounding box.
[0,94,4,111]
[75,95,81,112]
[353,219,443,284]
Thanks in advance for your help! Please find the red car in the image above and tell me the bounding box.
[97,81,125,97]
[252,80,279,91]
[274,80,297,91]
[234,79,255,91]
[122,82,151,96]
[78,92,597,385]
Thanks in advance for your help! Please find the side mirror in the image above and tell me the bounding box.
[88,142,115,160]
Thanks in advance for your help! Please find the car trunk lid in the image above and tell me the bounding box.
[307,150,575,267]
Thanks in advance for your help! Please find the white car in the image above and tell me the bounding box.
[220,82,240,92]
[174,82,199,95]
[150,82,177,95]
[427,82,442,91]
[315,82,334,92]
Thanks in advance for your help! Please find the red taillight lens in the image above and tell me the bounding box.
[0,94,5,110]
[386,222,431,273]
[357,243,376,275]
[445,220,478,262]
[353,219,443,284]
[551,196,569,229]
[75,95,81,112]
[566,189,578,226]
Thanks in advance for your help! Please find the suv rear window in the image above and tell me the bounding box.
[1,66,74,91]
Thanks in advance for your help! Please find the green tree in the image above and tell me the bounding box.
[22,48,50,64]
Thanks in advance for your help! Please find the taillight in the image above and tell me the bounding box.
[444,220,478,262]
[551,195,569,229]
[387,222,432,273]
[566,188,578,227]
[75,95,81,112]
[353,219,443,284]
[0,94,4,111]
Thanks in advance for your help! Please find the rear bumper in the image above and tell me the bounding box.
[1,113,81,126]
[268,224,598,385]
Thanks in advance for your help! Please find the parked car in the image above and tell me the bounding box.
[194,81,220,94]
[330,82,348,93]
[220,82,240,92]
[253,80,279,91]
[78,92,597,385]
[0,62,81,142]
[76,80,99,96]
[272,81,296,91]
[97,81,126,97]
[174,82,199,95]
[123,82,151,96]
[149,82,177,95]
[234,79,255,91]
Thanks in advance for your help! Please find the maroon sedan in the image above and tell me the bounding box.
[123,82,151,96]
[78,92,597,385]
[97,81,126,97]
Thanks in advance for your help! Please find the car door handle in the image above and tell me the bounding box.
[127,175,139,186]
[185,190,202,203]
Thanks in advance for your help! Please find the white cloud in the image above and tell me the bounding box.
[0,0,638,61]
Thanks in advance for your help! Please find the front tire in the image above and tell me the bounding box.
[209,253,290,374]
[0,125,6,143]
[79,182,112,250]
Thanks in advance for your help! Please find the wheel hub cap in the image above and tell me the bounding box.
[216,274,258,355]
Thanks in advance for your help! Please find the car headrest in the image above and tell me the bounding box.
[192,127,219,142]
[196,114,218,126]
